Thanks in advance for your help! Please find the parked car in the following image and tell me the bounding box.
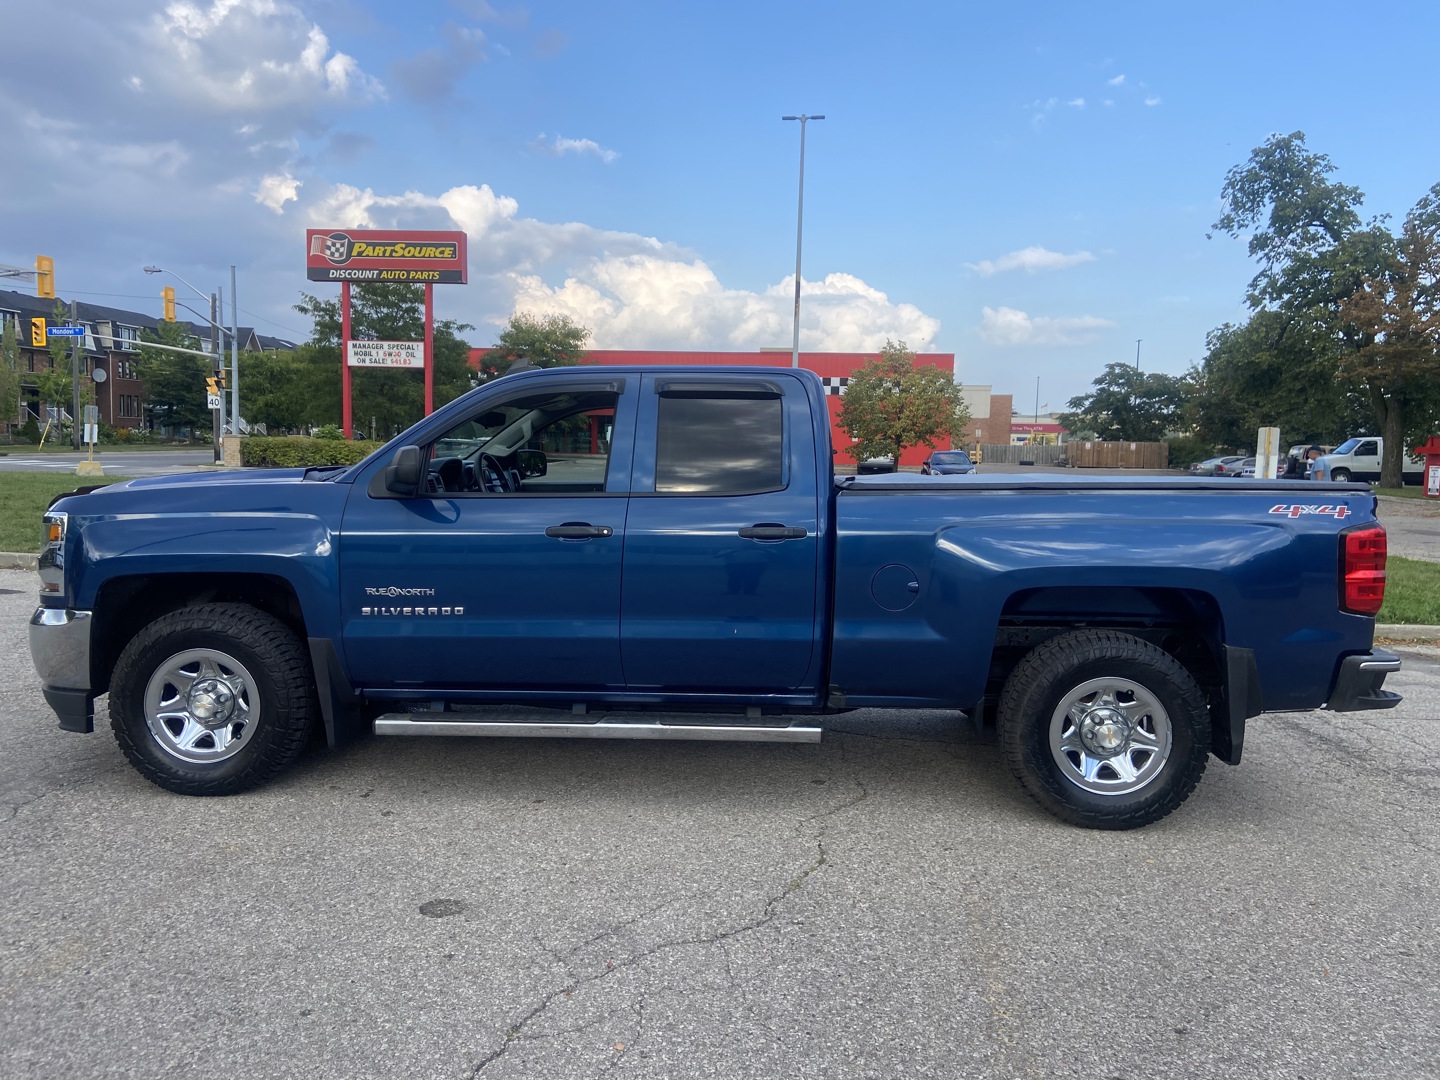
[28,365,1403,830]
[857,455,897,474]
[921,450,976,475]
[1232,457,1256,478]
[1310,437,1424,485]
[1190,455,1246,476]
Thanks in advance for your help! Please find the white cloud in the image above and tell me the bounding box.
[514,262,938,351]
[967,246,1096,277]
[254,172,301,213]
[1107,74,1126,86]
[153,0,385,110]
[1067,97,1085,107]
[295,178,939,350]
[532,133,620,164]
[978,307,1115,347]
[1145,96,1162,106]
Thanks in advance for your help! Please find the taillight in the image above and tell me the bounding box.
[1340,523,1386,615]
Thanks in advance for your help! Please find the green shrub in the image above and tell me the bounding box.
[241,436,384,468]
[312,424,345,440]
[19,416,40,444]
[1168,434,1215,469]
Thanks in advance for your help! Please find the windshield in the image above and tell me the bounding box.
[932,452,971,464]
[1332,438,1361,455]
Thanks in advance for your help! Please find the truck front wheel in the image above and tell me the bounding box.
[996,630,1210,829]
[109,603,317,795]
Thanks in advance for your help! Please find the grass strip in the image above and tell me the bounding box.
[1379,556,1440,625]
[0,473,133,553]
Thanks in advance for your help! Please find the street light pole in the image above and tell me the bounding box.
[782,114,824,369]
[145,266,234,460]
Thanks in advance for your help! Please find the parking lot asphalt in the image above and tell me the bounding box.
[3,569,1438,1079]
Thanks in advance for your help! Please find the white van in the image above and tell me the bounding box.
[1309,437,1422,484]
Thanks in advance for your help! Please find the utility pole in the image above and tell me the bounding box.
[210,292,221,463]
[71,299,82,450]
[230,265,239,437]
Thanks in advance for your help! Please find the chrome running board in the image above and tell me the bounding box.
[373,712,822,744]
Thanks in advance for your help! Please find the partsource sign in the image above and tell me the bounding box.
[306,229,467,283]
[347,340,425,368]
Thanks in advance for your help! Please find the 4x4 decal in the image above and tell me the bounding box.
[1269,504,1351,519]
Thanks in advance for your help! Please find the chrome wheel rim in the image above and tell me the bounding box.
[1048,677,1172,796]
[143,648,259,764]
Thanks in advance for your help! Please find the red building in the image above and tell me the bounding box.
[470,347,957,468]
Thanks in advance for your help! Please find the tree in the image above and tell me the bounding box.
[1059,362,1190,443]
[0,317,20,429]
[295,283,475,436]
[1336,218,1440,486]
[1185,313,1364,452]
[1209,132,1440,470]
[481,312,590,380]
[135,321,210,436]
[837,340,970,463]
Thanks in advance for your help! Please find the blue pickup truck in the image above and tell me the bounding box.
[29,365,1402,828]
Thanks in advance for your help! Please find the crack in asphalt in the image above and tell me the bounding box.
[466,777,870,1077]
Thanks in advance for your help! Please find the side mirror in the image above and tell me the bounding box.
[516,448,547,478]
[385,445,422,495]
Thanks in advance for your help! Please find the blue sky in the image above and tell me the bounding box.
[3,0,1438,408]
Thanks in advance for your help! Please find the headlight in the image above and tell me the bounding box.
[39,511,66,595]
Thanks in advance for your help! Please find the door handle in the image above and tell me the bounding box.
[545,523,614,540]
[737,525,808,540]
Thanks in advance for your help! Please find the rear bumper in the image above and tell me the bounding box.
[1325,649,1403,712]
[29,607,96,733]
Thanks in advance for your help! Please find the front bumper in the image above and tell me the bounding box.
[1325,648,1403,712]
[29,607,96,732]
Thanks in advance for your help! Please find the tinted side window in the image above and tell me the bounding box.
[655,395,784,495]
[1357,441,1378,456]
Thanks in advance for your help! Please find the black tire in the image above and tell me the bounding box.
[109,603,317,795]
[996,629,1210,829]
[1330,468,1350,482]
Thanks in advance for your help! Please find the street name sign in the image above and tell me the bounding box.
[46,326,84,337]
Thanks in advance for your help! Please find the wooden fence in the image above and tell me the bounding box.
[978,444,1067,466]
[1064,440,1169,469]
[978,442,1169,468]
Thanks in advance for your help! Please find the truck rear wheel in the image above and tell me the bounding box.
[109,603,317,795]
[996,630,1210,829]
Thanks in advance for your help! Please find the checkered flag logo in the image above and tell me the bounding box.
[821,376,849,396]
[311,233,351,263]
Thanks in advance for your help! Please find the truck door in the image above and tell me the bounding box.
[338,377,637,692]
[619,374,822,694]
[1353,439,1381,482]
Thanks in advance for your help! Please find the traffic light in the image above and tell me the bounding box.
[162,286,176,322]
[35,256,54,300]
[205,374,226,396]
[30,317,46,347]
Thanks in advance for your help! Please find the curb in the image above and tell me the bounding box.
[1,552,37,571]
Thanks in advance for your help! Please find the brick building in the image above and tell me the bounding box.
[0,288,293,434]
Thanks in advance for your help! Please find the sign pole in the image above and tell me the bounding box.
[341,281,353,438]
[71,300,82,450]
[424,283,434,416]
